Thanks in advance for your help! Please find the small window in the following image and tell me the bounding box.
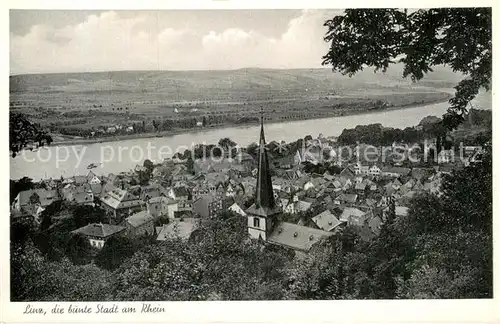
[253,217,260,228]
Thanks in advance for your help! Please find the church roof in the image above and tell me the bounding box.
[246,112,280,218]
[267,221,334,252]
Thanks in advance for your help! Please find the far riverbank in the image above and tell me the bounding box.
[13,92,493,181]
[51,96,451,147]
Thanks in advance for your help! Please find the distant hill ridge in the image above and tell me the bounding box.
[10,64,462,95]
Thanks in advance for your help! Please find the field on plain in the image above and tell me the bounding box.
[10,65,460,140]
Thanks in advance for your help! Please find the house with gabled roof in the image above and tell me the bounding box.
[340,207,367,227]
[71,223,126,249]
[228,202,247,216]
[282,196,313,215]
[282,169,300,180]
[191,181,210,200]
[311,210,343,232]
[121,210,155,238]
[334,193,358,206]
[168,186,192,212]
[323,172,334,181]
[145,196,172,218]
[86,170,101,185]
[140,184,162,202]
[156,218,199,241]
[100,187,144,221]
[215,182,226,197]
[63,185,94,206]
[355,182,367,193]
[168,186,190,200]
[331,179,342,189]
[225,182,239,197]
[192,193,224,218]
[12,188,60,212]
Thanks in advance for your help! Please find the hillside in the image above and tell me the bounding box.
[10,64,461,94]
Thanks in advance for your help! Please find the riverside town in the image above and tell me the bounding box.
[10,8,492,302]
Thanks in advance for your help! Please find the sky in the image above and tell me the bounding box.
[10,9,342,75]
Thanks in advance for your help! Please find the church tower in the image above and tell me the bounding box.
[246,109,281,241]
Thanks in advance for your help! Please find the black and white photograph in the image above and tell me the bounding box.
[8,6,493,307]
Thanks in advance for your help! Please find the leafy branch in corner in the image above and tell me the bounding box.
[10,112,53,157]
[322,8,491,130]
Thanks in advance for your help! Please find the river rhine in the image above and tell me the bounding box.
[10,92,491,180]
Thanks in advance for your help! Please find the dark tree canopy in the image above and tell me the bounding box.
[218,137,237,150]
[95,236,136,270]
[322,8,491,129]
[10,177,34,203]
[143,159,154,172]
[10,112,53,157]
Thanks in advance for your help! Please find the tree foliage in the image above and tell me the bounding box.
[143,159,154,173]
[111,216,289,301]
[95,236,137,270]
[10,112,53,157]
[323,8,491,129]
[11,241,112,301]
[218,137,237,149]
[10,177,34,203]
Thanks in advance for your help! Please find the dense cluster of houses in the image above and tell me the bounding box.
[11,124,484,253]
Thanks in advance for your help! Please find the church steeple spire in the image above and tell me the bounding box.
[246,107,280,219]
[259,107,266,145]
[255,107,276,210]
[245,107,280,241]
